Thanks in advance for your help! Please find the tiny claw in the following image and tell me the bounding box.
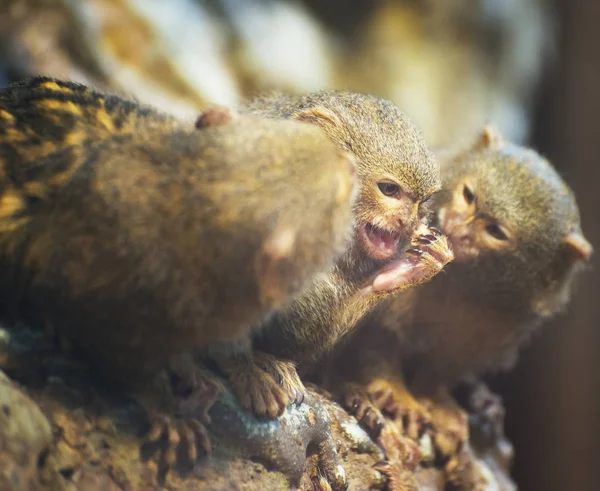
[373,460,389,471]
[327,463,347,491]
[297,390,305,405]
[311,475,331,491]
[429,227,442,235]
[406,248,424,256]
[147,421,166,443]
[189,419,211,454]
[180,424,198,464]
[416,237,432,245]
[373,420,384,437]
[424,234,437,241]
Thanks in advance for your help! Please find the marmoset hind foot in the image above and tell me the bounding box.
[337,383,424,491]
[366,379,432,443]
[219,351,305,418]
[140,367,224,481]
[417,390,469,474]
[143,415,210,482]
[372,422,422,491]
[338,382,385,439]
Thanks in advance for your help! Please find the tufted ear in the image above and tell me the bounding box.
[444,124,504,167]
[473,124,503,150]
[531,231,592,317]
[563,231,593,263]
[291,106,341,131]
[195,106,236,129]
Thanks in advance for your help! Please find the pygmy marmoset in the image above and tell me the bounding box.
[206,91,454,419]
[0,79,358,470]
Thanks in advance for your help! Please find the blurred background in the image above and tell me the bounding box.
[0,0,597,489]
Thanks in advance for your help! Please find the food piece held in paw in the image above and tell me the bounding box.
[233,91,441,415]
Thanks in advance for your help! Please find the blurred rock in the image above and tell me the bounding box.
[0,325,516,490]
[0,368,52,491]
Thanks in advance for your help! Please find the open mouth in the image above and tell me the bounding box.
[359,223,402,260]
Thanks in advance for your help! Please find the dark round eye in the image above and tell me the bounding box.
[463,185,475,204]
[377,182,400,198]
[486,223,508,241]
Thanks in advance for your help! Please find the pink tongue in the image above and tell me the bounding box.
[367,226,398,251]
[381,232,398,249]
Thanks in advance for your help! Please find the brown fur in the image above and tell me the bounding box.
[0,92,356,385]
[0,76,179,164]
[326,126,592,482]
[393,126,592,391]
[0,83,359,477]
[0,82,359,448]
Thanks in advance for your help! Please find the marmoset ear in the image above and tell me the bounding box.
[531,232,593,317]
[292,106,342,132]
[195,107,237,129]
[563,231,593,263]
[472,124,503,151]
